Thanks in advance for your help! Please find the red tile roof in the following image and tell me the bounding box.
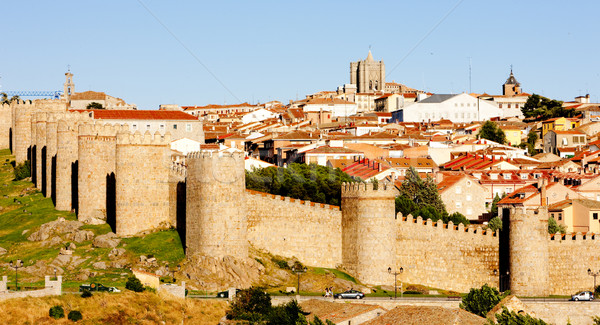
[71,109,199,121]
[342,158,390,180]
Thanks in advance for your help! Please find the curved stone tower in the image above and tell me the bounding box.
[35,112,47,192]
[341,182,397,285]
[186,151,247,259]
[45,113,59,199]
[115,130,171,237]
[12,100,34,164]
[77,123,121,224]
[508,205,549,296]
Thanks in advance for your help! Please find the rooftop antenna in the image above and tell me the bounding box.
[67,64,71,72]
[468,57,472,94]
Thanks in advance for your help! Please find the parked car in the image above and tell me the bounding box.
[334,289,365,299]
[217,289,240,298]
[79,283,120,293]
[570,291,594,301]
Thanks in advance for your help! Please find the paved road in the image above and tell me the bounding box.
[188,295,573,303]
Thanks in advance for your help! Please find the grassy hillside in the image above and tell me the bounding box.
[0,291,227,324]
[0,149,185,290]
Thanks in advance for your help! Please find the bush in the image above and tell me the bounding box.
[271,257,289,269]
[125,276,145,292]
[487,216,503,232]
[49,305,65,319]
[14,160,31,180]
[494,307,548,324]
[81,289,92,298]
[460,284,502,317]
[226,287,272,321]
[402,290,422,295]
[144,286,157,293]
[68,310,83,322]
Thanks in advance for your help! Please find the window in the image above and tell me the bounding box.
[159,124,165,131]
[173,124,178,130]
[594,213,599,220]
[508,104,511,108]
[562,138,568,146]
[499,104,503,108]
[186,124,192,132]
[505,187,512,193]
[521,174,528,180]
[551,213,555,218]
[132,124,137,130]
[558,213,562,221]
[466,207,472,215]
[146,124,151,130]
[455,186,462,194]
[504,174,511,180]
[456,202,462,208]
[466,194,472,201]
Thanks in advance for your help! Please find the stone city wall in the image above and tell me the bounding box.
[0,103,11,149]
[186,151,248,260]
[77,123,125,224]
[0,275,62,301]
[246,190,342,268]
[342,182,397,286]
[115,131,171,236]
[45,113,59,199]
[168,162,186,229]
[396,215,499,293]
[35,112,47,191]
[548,233,600,296]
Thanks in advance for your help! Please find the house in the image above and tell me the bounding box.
[541,117,580,137]
[245,156,275,171]
[498,179,580,207]
[437,171,488,219]
[498,125,523,146]
[573,174,600,201]
[304,145,364,166]
[362,306,486,325]
[391,93,501,123]
[543,130,587,155]
[374,93,403,112]
[241,108,280,124]
[170,137,201,155]
[548,199,600,233]
[301,299,387,325]
[301,98,357,120]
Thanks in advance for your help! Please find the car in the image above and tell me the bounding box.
[571,291,594,301]
[334,289,365,299]
[108,287,121,293]
[217,289,240,298]
[79,283,120,293]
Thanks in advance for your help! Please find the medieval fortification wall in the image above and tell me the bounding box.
[246,190,342,268]
[548,233,600,295]
[396,215,499,293]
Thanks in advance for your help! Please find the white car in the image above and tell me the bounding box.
[109,287,121,293]
[571,291,594,301]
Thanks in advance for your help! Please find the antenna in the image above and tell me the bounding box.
[67,64,71,72]
[468,57,472,94]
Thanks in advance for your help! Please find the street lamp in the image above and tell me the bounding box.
[588,269,600,293]
[494,269,510,292]
[388,267,404,299]
[9,260,24,291]
[54,268,57,281]
[291,264,307,295]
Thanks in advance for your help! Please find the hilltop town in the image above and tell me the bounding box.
[2,51,600,323]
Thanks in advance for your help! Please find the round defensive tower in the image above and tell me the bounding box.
[186,150,247,259]
[45,113,59,199]
[341,182,397,285]
[508,204,549,296]
[35,112,47,192]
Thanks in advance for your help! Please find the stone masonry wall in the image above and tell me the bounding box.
[77,123,124,224]
[186,151,248,259]
[396,215,499,293]
[115,131,171,236]
[13,100,34,163]
[246,190,342,268]
[548,233,600,296]
[45,114,59,199]
[35,113,47,191]
[0,103,11,149]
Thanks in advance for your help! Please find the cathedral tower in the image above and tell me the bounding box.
[350,51,386,93]
[503,68,522,96]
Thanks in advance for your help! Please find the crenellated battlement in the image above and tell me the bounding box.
[187,150,244,160]
[170,161,187,178]
[341,181,397,198]
[549,232,600,243]
[78,122,128,137]
[116,130,171,145]
[246,189,341,211]
[397,213,497,238]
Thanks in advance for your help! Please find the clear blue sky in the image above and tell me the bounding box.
[1,1,599,109]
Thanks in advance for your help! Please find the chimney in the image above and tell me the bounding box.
[539,178,547,206]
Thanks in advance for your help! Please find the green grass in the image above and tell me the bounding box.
[311,267,357,284]
[121,229,185,265]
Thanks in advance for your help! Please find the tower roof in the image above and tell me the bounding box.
[504,69,520,86]
[366,50,374,61]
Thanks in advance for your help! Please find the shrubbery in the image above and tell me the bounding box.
[14,160,31,180]
[494,307,548,324]
[68,310,83,322]
[125,276,145,292]
[460,284,503,317]
[81,289,93,298]
[49,305,65,319]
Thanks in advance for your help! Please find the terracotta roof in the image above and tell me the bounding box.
[363,306,486,325]
[71,90,107,101]
[342,158,391,180]
[303,98,355,105]
[305,146,363,155]
[181,102,254,110]
[383,157,436,168]
[301,299,386,324]
[552,130,585,135]
[71,109,199,121]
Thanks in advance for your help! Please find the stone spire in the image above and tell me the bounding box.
[366,50,374,62]
[504,67,520,86]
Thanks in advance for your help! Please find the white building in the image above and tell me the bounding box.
[301,98,357,118]
[241,108,280,124]
[391,93,501,123]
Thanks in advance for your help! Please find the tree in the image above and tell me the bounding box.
[526,130,538,156]
[487,216,503,232]
[0,92,8,105]
[478,121,506,144]
[125,276,145,292]
[86,102,104,109]
[460,284,503,317]
[399,167,446,214]
[9,95,20,103]
[522,94,572,120]
[494,307,548,325]
[226,287,272,322]
[548,216,566,234]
